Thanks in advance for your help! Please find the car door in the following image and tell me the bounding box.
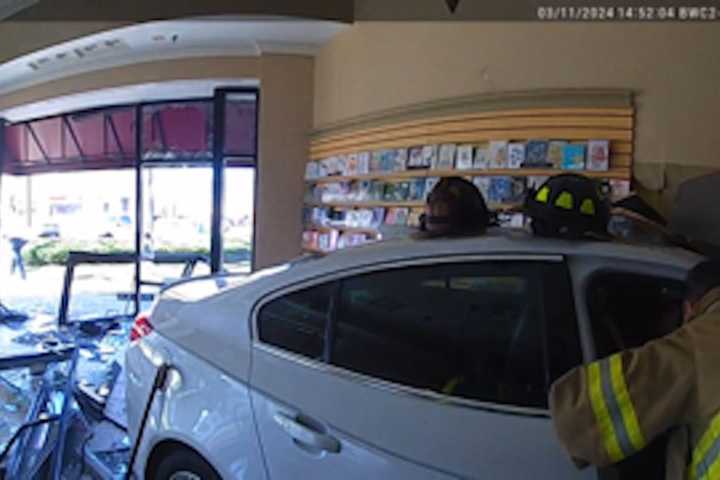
[577,262,688,479]
[249,255,594,479]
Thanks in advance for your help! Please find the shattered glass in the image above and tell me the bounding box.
[0,312,135,478]
[0,369,34,453]
[0,252,205,477]
[1,359,73,479]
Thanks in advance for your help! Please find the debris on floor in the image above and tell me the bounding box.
[0,312,134,479]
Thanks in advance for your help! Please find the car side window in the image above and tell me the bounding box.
[330,261,578,409]
[587,272,686,358]
[257,282,335,360]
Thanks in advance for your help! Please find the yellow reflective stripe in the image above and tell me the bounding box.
[555,191,574,210]
[706,456,720,480]
[609,354,646,452]
[580,198,596,215]
[587,361,624,462]
[690,411,720,479]
[535,186,550,203]
[441,376,464,395]
[700,457,720,480]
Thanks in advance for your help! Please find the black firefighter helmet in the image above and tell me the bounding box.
[419,177,490,237]
[525,174,610,239]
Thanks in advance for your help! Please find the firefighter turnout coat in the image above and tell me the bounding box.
[550,287,720,480]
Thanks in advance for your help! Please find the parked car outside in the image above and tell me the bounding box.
[125,228,701,480]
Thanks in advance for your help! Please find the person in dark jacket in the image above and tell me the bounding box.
[8,236,28,279]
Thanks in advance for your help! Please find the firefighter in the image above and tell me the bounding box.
[418,177,490,237]
[549,259,720,479]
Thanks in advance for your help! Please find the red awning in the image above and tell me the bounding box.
[1,96,257,175]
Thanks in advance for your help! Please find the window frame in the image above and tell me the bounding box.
[251,254,572,417]
[582,266,687,359]
[569,258,689,362]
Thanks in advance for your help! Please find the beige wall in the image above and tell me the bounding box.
[314,23,720,212]
[255,54,315,268]
[1,54,313,268]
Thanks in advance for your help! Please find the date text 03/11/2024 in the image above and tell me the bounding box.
[537,6,719,20]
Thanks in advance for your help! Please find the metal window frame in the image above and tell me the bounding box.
[24,123,49,164]
[58,250,212,326]
[1,87,259,316]
[61,115,85,161]
[210,87,260,272]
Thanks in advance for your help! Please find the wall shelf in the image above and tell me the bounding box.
[306,166,630,184]
[306,200,426,209]
[305,201,521,211]
[306,223,382,236]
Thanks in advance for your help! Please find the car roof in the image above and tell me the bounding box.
[277,228,702,286]
[166,228,702,305]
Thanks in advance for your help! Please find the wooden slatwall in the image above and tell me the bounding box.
[309,107,633,180]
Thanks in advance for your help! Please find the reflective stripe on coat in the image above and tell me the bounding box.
[549,287,720,480]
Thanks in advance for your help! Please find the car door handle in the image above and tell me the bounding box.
[272,412,341,454]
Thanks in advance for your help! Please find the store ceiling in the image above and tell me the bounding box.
[0,18,346,95]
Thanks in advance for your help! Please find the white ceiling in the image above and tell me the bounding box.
[0,17,346,96]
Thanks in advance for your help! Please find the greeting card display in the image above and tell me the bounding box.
[456,145,475,170]
[371,208,386,227]
[380,150,396,172]
[488,176,526,204]
[587,140,610,171]
[562,144,586,170]
[525,140,549,167]
[472,177,491,200]
[305,161,319,180]
[474,143,490,169]
[409,179,428,201]
[527,175,550,191]
[394,148,408,171]
[345,154,359,176]
[368,181,385,201]
[408,146,426,169]
[370,151,383,172]
[335,156,347,176]
[547,141,567,169]
[422,145,439,169]
[384,182,410,202]
[437,144,457,170]
[357,151,371,174]
[351,180,372,201]
[489,141,509,169]
[507,142,526,169]
[407,209,424,227]
[425,177,440,199]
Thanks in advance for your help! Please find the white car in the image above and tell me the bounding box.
[125,229,700,480]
